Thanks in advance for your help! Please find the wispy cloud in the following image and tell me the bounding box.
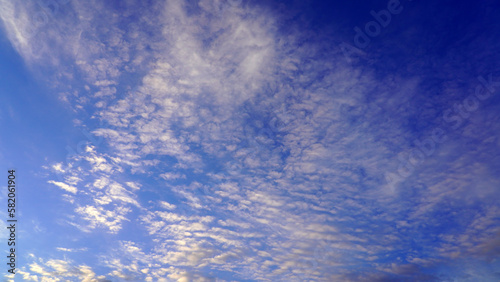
[47,180,77,194]
[2,0,499,281]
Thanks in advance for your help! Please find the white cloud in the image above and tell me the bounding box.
[158,201,176,210]
[160,172,186,180]
[3,0,498,281]
[16,256,100,282]
[56,247,88,252]
[47,180,77,194]
[75,205,131,233]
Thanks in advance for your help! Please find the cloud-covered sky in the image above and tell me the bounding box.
[1,0,499,281]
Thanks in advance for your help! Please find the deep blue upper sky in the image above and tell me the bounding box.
[1,0,499,281]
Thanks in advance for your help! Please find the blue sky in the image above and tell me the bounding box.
[1,0,499,281]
